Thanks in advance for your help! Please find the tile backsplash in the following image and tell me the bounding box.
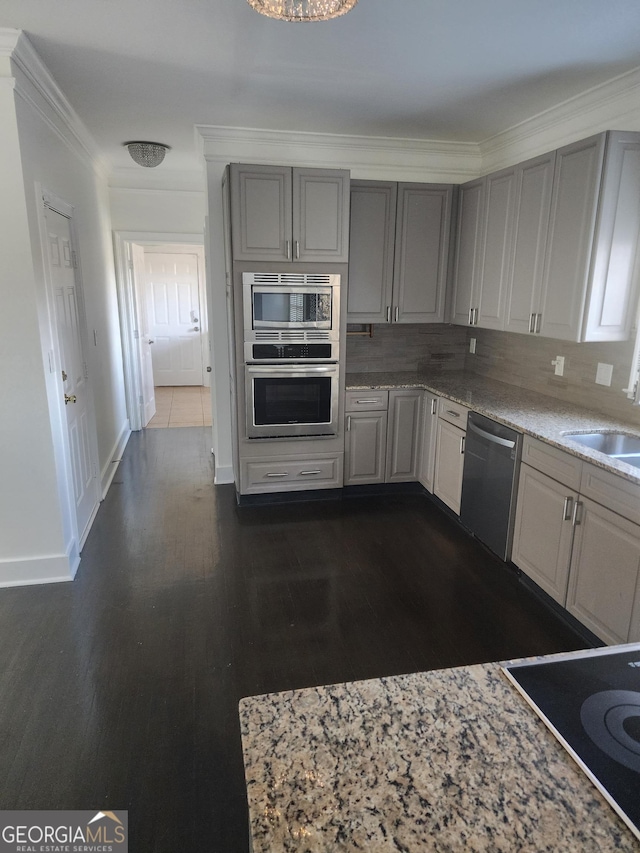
[465,328,640,426]
[345,324,467,374]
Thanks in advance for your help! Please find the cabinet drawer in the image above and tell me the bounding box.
[580,462,640,526]
[438,399,469,429]
[345,389,389,412]
[242,454,343,494]
[521,436,583,490]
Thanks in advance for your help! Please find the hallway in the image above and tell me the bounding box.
[0,427,590,851]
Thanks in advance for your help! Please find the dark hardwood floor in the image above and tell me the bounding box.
[0,427,592,851]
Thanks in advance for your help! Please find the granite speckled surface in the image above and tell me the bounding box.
[345,371,640,485]
[240,662,639,852]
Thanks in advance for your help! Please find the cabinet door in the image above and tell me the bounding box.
[476,167,516,330]
[567,497,640,645]
[344,411,387,485]
[393,184,453,323]
[385,390,422,483]
[347,181,397,323]
[539,134,606,341]
[293,168,350,263]
[418,393,439,493]
[511,464,576,605]
[451,178,484,326]
[504,152,556,335]
[230,164,292,261]
[433,418,466,514]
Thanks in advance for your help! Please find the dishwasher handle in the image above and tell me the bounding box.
[467,418,516,449]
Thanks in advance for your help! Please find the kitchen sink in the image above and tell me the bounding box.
[564,431,640,465]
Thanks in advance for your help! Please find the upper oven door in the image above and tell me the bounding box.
[247,285,333,330]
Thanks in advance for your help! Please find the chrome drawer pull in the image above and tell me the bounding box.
[446,409,460,418]
[300,470,321,476]
[431,399,437,415]
[356,399,380,404]
[266,472,289,478]
[572,500,583,526]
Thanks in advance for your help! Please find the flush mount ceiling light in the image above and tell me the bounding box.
[124,141,170,168]
[246,0,358,22]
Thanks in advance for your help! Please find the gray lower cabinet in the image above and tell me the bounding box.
[347,181,454,324]
[512,435,640,644]
[229,163,350,263]
[511,463,576,605]
[344,388,422,485]
[433,401,469,514]
[418,392,439,493]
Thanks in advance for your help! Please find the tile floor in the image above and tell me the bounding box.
[146,385,212,428]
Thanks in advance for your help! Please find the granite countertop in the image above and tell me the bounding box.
[239,660,639,852]
[345,370,640,485]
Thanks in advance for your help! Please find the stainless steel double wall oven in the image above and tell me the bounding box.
[242,272,341,439]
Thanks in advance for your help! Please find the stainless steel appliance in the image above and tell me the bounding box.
[243,272,340,336]
[504,643,640,842]
[245,362,339,439]
[460,412,522,560]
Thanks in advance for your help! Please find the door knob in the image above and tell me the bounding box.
[192,326,200,332]
[64,394,77,405]
[148,339,155,344]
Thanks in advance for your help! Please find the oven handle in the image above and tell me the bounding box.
[247,364,338,374]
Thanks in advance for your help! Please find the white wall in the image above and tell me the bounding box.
[0,32,128,585]
[109,185,205,235]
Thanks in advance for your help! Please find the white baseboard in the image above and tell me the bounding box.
[214,463,234,485]
[101,420,131,499]
[0,539,79,588]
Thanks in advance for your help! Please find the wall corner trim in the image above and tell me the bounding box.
[0,542,79,588]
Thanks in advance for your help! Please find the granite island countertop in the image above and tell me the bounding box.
[240,660,640,852]
[346,370,640,485]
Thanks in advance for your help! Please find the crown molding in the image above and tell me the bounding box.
[5,30,109,179]
[0,28,21,56]
[196,125,481,182]
[480,65,640,173]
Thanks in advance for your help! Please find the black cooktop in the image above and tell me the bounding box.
[503,643,640,841]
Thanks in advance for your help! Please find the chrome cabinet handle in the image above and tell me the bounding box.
[300,470,321,476]
[446,409,460,418]
[535,312,542,334]
[460,435,465,454]
[473,307,479,325]
[295,240,300,259]
[572,500,583,526]
[347,415,351,431]
[469,308,473,326]
[386,306,391,322]
[355,399,379,404]
[563,496,574,521]
[394,306,399,322]
[285,240,291,259]
[266,472,289,478]
[431,398,437,415]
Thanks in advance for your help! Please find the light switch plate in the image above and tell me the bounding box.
[552,355,565,376]
[469,337,476,354]
[595,363,613,386]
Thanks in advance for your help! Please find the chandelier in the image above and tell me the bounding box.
[246,0,358,22]
[124,141,170,168]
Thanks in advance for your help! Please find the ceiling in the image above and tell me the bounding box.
[2,0,640,176]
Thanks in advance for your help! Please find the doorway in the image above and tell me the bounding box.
[113,233,210,433]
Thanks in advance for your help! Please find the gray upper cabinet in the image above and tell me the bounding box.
[451,169,516,331]
[500,131,640,342]
[503,151,556,335]
[451,178,485,327]
[347,182,397,323]
[347,181,454,324]
[230,163,350,263]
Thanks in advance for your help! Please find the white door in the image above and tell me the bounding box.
[47,206,99,544]
[145,252,204,386]
[131,244,156,425]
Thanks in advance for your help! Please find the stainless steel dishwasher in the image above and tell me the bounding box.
[459,412,522,561]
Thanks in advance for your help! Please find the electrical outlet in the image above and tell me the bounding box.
[469,337,476,354]
[595,363,613,386]
[551,355,565,376]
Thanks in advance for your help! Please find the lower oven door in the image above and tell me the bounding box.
[246,363,339,439]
